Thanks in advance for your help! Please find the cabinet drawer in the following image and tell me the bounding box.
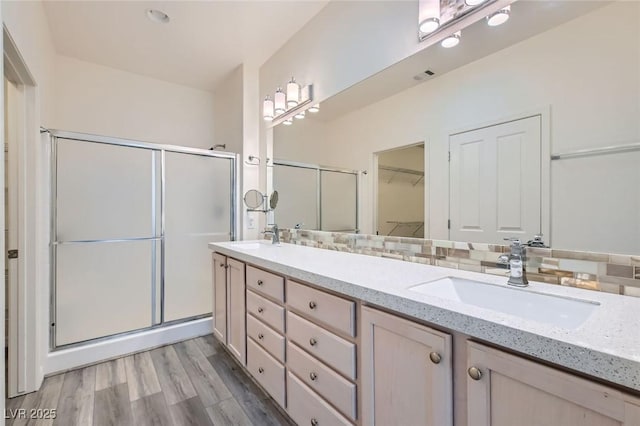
[247,314,285,363]
[247,339,285,408]
[247,290,285,333]
[246,265,284,303]
[287,311,356,380]
[287,280,355,337]
[287,372,352,426]
[288,342,357,420]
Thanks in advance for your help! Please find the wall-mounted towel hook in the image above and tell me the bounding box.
[210,144,226,151]
[245,155,261,166]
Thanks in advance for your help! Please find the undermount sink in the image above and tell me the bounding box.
[235,241,278,249]
[409,277,599,329]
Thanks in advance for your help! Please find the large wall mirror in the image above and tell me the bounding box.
[270,0,640,255]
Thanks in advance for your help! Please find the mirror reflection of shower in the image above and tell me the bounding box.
[377,143,425,238]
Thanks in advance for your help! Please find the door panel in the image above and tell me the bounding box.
[450,116,541,244]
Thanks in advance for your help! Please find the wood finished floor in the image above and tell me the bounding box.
[5,335,294,426]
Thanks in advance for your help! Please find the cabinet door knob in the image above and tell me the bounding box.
[258,367,264,374]
[258,333,264,340]
[429,352,442,364]
[257,307,264,313]
[468,366,482,381]
[310,419,319,426]
[219,263,225,268]
[309,301,317,309]
[309,372,318,381]
[309,338,317,346]
[257,280,263,286]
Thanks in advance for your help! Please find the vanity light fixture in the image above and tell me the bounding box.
[263,95,274,122]
[487,5,511,27]
[419,17,440,34]
[274,88,286,115]
[287,77,300,107]
[308,103,320,113]
[294,110,305,120]
[465,0,487,6]
[441,31,461,48]
[283,118,293,126]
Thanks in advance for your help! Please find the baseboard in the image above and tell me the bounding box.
[45,317,213,375]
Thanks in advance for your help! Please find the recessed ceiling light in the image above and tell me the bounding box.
[441,31,461,48]
[146,9,170,24]
[465,0,487,6]
[487,6,511,27]
[419,17,440,34]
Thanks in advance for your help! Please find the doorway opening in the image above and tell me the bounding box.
[375,143,426,238]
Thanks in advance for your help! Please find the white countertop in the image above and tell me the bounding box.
[209,240,640,392]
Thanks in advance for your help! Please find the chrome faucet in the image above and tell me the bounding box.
[497,238,529,287]
[263,224,280,245]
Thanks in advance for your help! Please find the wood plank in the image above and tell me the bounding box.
[206,398,252,426]
[235,396,295,426]
[168,396,213,426]
[149,345,196,405]
[174,340,232,407]
[95,358,127,391]
[195,335,219,357]
[93,383,132,426]
[130,393,172,426]
[124,352,161,401]
[54,365,96,426]
[13,373,64,426]
[207,352,264,402]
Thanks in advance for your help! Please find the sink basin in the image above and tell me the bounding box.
[409,277,599,329]
[234,241,277,249]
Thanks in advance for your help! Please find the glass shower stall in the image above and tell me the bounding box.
[49,130,237,349]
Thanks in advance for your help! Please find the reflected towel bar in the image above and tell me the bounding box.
[551,141,640,160]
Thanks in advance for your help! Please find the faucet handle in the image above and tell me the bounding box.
[526,234,548,248]
[503,237,522,246]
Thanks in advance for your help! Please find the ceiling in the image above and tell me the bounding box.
[315,1,608,121]
[42,0,329,92]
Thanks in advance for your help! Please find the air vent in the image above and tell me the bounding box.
[413,69,435,81]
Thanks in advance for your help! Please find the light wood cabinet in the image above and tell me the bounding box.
[361,306,453,426]
[466,341,640,426]
[212,253,227,343]
[227,258,246,365]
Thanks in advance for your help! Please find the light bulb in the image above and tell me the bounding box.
[441,31,461,48]
[487,6,510,27]
[295,110,305,119]
[419,17,440,34]
[283,118,293,126]
[286,77,300,108]
[308,104,320,113]
[274,88,286,115]
[263,96,274,121]
[465,0,487,6]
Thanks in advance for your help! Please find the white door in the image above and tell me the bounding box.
[449,116,542,244]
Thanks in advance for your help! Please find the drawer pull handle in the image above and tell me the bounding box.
[309,338,317,347]
[258,333,264,340]
[308,301,317,310]
[257,280,264,286]
[310,419,319,426]
[429,352,442,364]
[258,367,264,374]
[258,307,264,313]
[309,372,318,381]
[468,366,482,381]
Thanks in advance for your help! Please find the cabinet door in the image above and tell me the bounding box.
[467,341,640,426]
[212,253,227,343]
[227,258,246,365]
[361,307,453,426]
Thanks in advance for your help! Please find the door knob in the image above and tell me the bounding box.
[257,280,263,286]
[309,372,318,381]
[258,367,264,374]
[257,307,264,313]
[468,366,482,381]
[309,338,317,346]
[310,419,318,426]
[258,333,264,340]
[429,352,442,364]
[309,301,317,309]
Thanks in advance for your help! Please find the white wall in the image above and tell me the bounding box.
[54,55,215,148]
[274,2,640,255]
[213,66,243,154]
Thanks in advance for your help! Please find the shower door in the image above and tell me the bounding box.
[52,132,236,348]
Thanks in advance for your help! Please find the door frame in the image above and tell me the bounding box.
[447,107,551,245]
[3,25,41,397]
[372,141,430,238]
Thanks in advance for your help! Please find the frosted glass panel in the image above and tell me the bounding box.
[164,152,232,321]
[321,171,357,231]
[56,241,154,346]
[273,165,318,229]
[56,139,155,241]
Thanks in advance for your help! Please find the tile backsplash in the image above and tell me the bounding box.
[275,229,640,298]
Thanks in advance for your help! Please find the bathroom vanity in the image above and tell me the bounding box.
[210,240,640,426]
